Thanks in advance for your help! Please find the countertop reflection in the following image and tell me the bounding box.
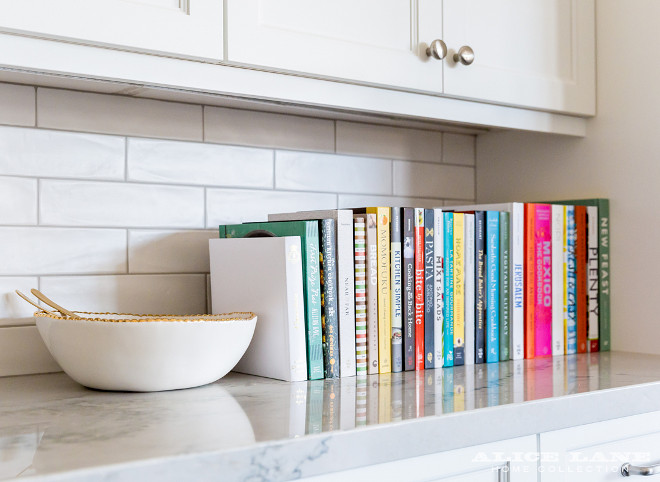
[3,352,660,480]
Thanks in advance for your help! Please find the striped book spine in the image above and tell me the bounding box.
[566,206,577,354]
[534,204,552,357]
[365,213,379,374]
[354,216,368,376]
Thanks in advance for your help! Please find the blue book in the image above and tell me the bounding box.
[443,212,454,367]
[566,206,578,354]
[474,211,486,364]
[424,209,435,369]
[486,211,500,363]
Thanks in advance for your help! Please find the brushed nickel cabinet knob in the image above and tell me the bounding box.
[453,45,475,65]
[426,39,447,60]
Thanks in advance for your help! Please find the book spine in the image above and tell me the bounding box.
[486,211,500,363]
[424,209,435,369]
[575,206,588,354]
[499,211,510,361]
[402,208,415,371]
[443,212,454,367]
[320,219,340,378]
[322,379,340,430]
[353,216,368,377]
[302,223,324,379]
[464,214,475,366]
[365,213,379,374]
[475,211,486,364]
[414,208,426,370]
[390,207,403,372]
[566,206,577,354]
[597,200,610,351]
[534,205,552,357]
[378,374,392,423]
[433,208,445,368]
[373,207,392,373]
[511,203,525,360]
[551,205,565,356]
[284,237,311,381]
[586,205,599,352]
[355,376,367,426]
[524,204,536,359]
[306,380,324,433]
[453,213,465,366]
[336,211,357,378]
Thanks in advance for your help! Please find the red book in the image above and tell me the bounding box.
[575,206,588,354]
[414,208,425,370]
[524,204,536,359]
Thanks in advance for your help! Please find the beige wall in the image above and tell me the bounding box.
[476,0,660,354]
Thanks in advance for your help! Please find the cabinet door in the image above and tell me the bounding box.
[443,0,595,115]
[540,410,660,481]
[0,0,223,59]
[226,0,444,93]
[303,435,538,481]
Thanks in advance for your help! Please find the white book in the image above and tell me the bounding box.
[339,376,357,430]
[443,202,524,360]
[586,205,599,351]
[464,213,475,366]
[269,209,356,377]
[552,205,565,356]
[209,237,307,382]
[433,208,444,368]
[289,381,307,437]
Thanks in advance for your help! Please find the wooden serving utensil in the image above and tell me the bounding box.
[15,289,82,319]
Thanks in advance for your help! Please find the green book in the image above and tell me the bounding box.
[546,199,610,352]
[499,211,510,361]
[219,221,324,379]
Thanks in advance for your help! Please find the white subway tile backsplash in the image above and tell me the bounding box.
[0,326,60,376]
[0,277,39,327]
[40,180,205,228]
[336,121,443,163]
[127,138,273,188]
[338,195,444,209]
[393,161,475,200]
[38,88,203,141]
[0,177,37,225]
[40,274,207,315]
[204,107,335,152]
[443,133,476,166]
[129,230,217,274]
[0,227,127,275]
[207,188,336,225]
[0,84,35,127]
[0,126,125,180]
[276,151,392,195]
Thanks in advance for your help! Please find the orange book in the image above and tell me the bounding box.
[524,204,536,359]
[575,206,588,353]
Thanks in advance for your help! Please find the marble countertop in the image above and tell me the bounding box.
[4,352,660,481]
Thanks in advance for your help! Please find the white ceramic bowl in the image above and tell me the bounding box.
[35,311,257,392]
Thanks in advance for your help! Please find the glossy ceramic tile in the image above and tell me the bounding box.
[127,138,273,188]
[0,84,35,127]
[275,151,391,195]
[39,180,205,228]
[338,194,445,209]
[37,88,203,141]
[0,227,127,275]
[0,177,37,225]
[128,229,217,274]
[0,277,39,326]
[0,126,124,180]
[393,161,475,199]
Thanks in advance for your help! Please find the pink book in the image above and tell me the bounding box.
[534,204,552,357]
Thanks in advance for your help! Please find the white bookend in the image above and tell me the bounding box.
[269,209,356,377]
[443,202,524,360]
[209,237,307,382]
[551,205,565,356]
[433,208,444,368]
[464,213,475,366]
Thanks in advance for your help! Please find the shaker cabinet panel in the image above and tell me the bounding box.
[226,0,445,93]
[0,0,223,59]
[443,0,595,115]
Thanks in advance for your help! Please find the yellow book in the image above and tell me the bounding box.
[367,207,391,374]
[453,213,465,365]
[377,373,392,423]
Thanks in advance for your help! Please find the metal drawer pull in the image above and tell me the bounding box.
[426,39,447,60]
[622,462,660,476]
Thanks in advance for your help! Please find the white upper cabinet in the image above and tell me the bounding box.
[226,0,595,116]
[443,0,595,115]
[0,0,223,59]
[226,0,445,93]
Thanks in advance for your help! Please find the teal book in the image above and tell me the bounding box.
[219,221,324,380]
[486,211,500,363]
[499,211,510,361]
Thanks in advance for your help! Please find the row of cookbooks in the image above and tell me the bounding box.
[288,354,607,435]
[218,198,610,381]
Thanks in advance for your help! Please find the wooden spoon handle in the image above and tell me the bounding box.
[30,289,81,319]
[15,290,47,312]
